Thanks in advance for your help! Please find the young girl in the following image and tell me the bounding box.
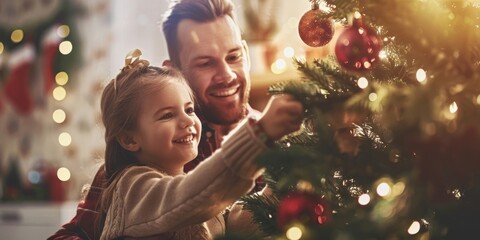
[98,49,303,239]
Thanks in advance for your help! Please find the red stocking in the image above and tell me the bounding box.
[4,44,35,116]
[42,25,61,94]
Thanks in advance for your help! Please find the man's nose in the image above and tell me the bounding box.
[213,61,236,84]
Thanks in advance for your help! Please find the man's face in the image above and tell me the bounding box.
[177,16,251,125]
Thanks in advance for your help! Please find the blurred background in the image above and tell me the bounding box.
[0,0,342,238]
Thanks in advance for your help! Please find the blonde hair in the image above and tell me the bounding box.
[97,51,192,236]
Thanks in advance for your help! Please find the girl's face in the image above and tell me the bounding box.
[132,80,201,175]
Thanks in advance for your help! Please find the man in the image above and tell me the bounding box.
[162,0,260,172]
[49,0,264,239]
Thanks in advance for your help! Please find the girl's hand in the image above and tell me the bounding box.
[258,94,304,141]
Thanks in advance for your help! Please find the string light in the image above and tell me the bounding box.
[283,47,295,58]
[58,132,72,146]
[57,25,70,38]
[57,167,71,181]
[408,221,421,235]
[53,109,66,123]
[11,29,24,43]
[449,101,458,113]
[357,77,369,89]
[376,182,392,197]
[59,40,73,55]
[56,72,69,85]
[416,68,427,83]
[286,226,303,240]
[368,92,378,102]
[271,58,287,74]
[53,86,67,101]
[358,193,371,205]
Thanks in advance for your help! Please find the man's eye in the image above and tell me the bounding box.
[159,112,174,120]
[186,107,195,115]
[197,61,212,68]
[227,54,242,62]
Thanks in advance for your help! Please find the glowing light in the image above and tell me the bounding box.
[408,221,421,235]
[392,181,406,196]
[354,11,362,19]
[416,68,427,82]
[283,47,295,58]
[53,109,66,123]
[271,58,287,74]
[378,50,387,59]
[57,167,71,181]
[286,226,303,240]
[59,41,73,55]
[0,42,4,54]
[476,95,480,105]
[57,25,70,38]
[368,93,378,102]
[449,102,458,113]
[376,182,392,197]
[58,132,72,146]
[357,77,369,89]
[56,72,69,85]
[28,171,41,184]
[358,193,371,205]
[11,29,24,43]
[53,86,67,101]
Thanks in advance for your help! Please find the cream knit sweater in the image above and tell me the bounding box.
[100,120,268,239]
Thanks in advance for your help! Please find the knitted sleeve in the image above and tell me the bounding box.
[101,120,268,239]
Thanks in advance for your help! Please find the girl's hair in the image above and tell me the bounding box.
[162,0,236,68]
[96,55,192,237]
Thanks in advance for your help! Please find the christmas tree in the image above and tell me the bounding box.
[235,0,480,239]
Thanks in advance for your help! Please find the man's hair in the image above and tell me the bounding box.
[162,0,237,68]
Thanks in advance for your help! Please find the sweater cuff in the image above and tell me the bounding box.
[221,119,268,180]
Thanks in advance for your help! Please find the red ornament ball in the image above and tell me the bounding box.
[335,17,383,72]
[277,192,329,229]
[298,7,334,47]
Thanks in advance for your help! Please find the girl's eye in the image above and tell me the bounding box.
[159,112,174,120]
[186,107,195,115]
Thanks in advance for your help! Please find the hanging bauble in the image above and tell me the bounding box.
[298,2,334,47]
[277,191,329,229]
[335,14,382,72]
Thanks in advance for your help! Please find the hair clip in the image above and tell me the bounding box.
[114,49,143,93]
[124,48,142,68]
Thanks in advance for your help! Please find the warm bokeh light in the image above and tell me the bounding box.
[358,193,371,205]
[369,93,378,102]
[53,86,67,101]
[56,71,69,85]
[57,167,71,181]
[416,69,427,83]
[378,50,387,59]
[286,226,303,240]
[392,181,406,196]
[53,109,66,123]
[0,42,4,54]
[59,40,73,55]
[376,182,392,197]
[11,29,24,43]
[284,47,295,58]
[271,58,287,74]
[57,25,70,38]
[58,132,72,146]
[358,77,369,89]
[408,221,421,235]
[449,101,458,113]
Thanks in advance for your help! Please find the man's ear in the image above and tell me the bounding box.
[162,59,172,67]
[117,132,140,152]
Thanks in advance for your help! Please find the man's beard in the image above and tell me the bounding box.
[198,101,247,125]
